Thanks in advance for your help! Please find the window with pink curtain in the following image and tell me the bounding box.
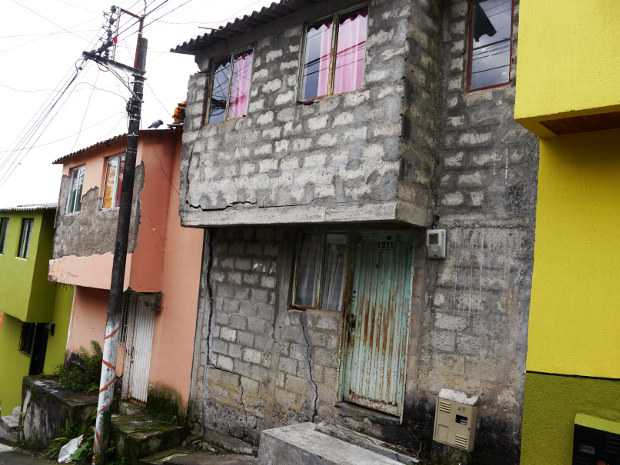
[334,9,368,94]
[228,50,254,118]
[300,7,368,101]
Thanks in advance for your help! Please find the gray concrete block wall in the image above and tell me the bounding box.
[179,0,431,227]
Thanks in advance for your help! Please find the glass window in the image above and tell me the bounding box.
[102,154,125,209]
[19,323,36,355]
[468,0,513,91]
[293,232,347,311]
[66,165,85,214]
[17,218,33,259]
[207,50,254,124]
[0,217,8,254]
[300,7,368,101]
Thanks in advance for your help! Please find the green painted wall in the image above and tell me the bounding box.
[0,209,57,322]
[0,314,31,415]
[43,284,74,374]
[521,372,620,465]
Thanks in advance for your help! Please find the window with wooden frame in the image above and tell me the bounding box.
[0,217,8,254]
[205,49,254,124]
[17,218,33,259]
[467,0,514,91]
[19,322,36,355]
[102,154,125,209]
[299,6,368,102]
[66,165,85,214]
[292,232,348,311]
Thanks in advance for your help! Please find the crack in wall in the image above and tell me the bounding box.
[300,311,319,423]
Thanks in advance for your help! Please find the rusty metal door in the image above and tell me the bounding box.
[341,231,414,417]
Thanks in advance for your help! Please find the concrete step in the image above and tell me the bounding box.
[140,449,256,465]
[204,428,256,455]
[112,412,186,465]
[257,423,412,465]
[0,409,21,445]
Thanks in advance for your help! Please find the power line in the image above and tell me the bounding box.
[9,0,91,43]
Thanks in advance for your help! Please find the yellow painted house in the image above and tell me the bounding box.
[515,1,620,464]
[0,205,74,417]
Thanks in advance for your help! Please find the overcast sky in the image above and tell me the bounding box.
[0,0,273,208]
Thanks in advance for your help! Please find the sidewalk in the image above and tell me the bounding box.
[0,444,54,465]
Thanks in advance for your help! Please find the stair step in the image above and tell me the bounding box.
[112,412,186,465]
[141,450,256,465]
[257,423,411,465]
[204,428,256,455]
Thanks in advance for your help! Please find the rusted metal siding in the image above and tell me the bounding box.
[342,231,413,417]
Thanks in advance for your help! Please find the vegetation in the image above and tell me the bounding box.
[55,341,102,393]
[146,385,184,424]
[45,410,95,463]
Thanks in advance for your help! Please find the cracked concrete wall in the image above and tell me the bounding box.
[179,0,433,227]
[53,163,143,258]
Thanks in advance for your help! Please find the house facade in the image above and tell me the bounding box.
[174,0,537,463]
[48,128,204,407]
[0,205,74,415]
[515,2,620,464]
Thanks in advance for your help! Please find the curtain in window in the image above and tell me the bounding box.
[228,51,253,119]
[302,20,333,100]
[333,9,368,95]
[294,234,323,306]
[320,234,347,310]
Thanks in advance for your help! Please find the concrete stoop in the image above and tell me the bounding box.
[257,422,420,465]
[140,450,256,465]
[111,412,186,465]
[0,407,21,444]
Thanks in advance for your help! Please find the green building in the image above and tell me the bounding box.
[0,205,74,416]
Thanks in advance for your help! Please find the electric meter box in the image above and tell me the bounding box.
[433,388,479,452]
[426,229,446,259]
[573,413,620,465]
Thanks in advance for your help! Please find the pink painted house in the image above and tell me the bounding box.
[48,128,203,407]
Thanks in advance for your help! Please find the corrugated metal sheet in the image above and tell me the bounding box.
[171,0,313,55]
[342,232,413,417]
[0,203,56,213]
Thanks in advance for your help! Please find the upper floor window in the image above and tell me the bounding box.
[292,232,347,311]
[102,154,125,209]
[17,218,33,259]
[206,50,254,124]
[300,7,368,102]
[66,165,85,214]
[467,0,513,91]
[0,217,8,254]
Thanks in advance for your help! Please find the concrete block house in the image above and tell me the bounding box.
[48,129,204,408]
[173,0,537,463]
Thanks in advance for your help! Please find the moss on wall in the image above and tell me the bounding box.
[0,313,31,414]
[43,284,74,375]
[521,372,620,465]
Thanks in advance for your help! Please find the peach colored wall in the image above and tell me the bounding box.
[49,253,133,290]
[148,137,203,407]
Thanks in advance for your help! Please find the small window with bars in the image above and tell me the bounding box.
[19,323,36,356]
[467,0,514,91]
[17,218,33,259]
[66,165,85,214]
[292,232,348,311]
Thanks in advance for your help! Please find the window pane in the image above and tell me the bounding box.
[320,234,347,310]
[18,218,32,258]
[228,51,253,119]
[208,59,232,124]
[294,234,323,307]
[103,157,119,209]
[0,218,8,253]
[116,156,125,208]
[334,9,368,95]
[301,19,333,101]
[470,0,512,90]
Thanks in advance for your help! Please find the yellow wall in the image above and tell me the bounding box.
[0,313,31,415]
[515,0,620,128]
[527,129,620,378]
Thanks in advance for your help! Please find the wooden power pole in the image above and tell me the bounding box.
[82,8,148,465]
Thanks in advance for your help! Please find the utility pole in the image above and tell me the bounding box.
[82,7,148,465]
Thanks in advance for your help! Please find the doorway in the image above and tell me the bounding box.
[341,231,414,417]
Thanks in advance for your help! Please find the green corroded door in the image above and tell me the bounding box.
[342,231,414,417]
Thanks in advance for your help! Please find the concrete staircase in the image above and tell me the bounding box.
[257,422,421,465]
[0,407,21,444]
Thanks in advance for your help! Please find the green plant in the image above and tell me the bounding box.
[55,341,103,393]
[146,385,184,424]
[45,410,96,463]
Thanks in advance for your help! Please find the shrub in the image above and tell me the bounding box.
[55,341,103,393]
[146,386,184,424]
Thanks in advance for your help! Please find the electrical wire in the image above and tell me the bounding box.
[72,68,101,150]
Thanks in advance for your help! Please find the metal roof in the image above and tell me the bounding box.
[52,128,180,165]
[172,0,309,55]
[0,203,56,214]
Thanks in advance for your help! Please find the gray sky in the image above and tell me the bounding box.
[0,0,273,208]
